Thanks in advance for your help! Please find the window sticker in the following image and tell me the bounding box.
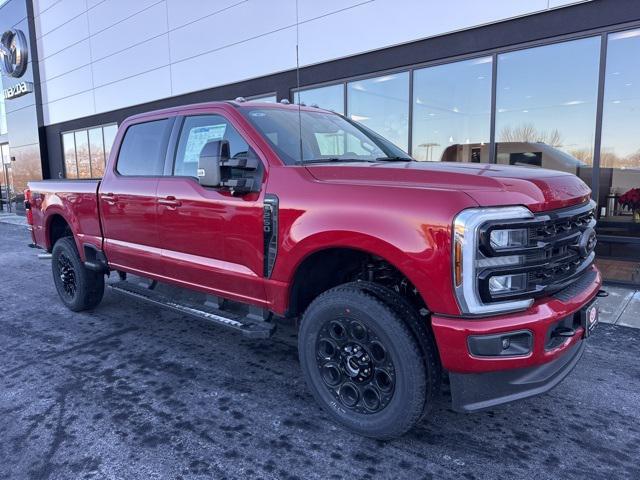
[183,123,227,165]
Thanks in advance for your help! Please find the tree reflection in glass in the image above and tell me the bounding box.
[495,37,601,179]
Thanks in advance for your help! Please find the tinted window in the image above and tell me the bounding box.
[174,115,249,177]
[117,119,171,176]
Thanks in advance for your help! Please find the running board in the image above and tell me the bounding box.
[107,281,275,339]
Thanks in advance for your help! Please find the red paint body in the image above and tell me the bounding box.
[27,102,600,375]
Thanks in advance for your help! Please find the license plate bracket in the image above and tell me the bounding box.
[580,300,599,338]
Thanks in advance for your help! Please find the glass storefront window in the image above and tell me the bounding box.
[347,72,410,151]
[62,123,117,178]
[74,130,91,179]
[248,94,277,103]
[88,128,106,178]
[295,84,345,114]
[596,28,640,283]
[412,57,492,162]
[0,95,7,135]
[495,37,601,181]
[103,124,118,162]
[62,132,77,179]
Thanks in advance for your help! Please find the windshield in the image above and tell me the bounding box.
[239,107,412,165]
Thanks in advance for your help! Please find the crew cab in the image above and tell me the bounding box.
[26,100,602,439]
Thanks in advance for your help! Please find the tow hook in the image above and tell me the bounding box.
[597,289,609,298]
[552,327,576,338]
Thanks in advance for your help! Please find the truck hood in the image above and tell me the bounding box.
[305,161,591,213]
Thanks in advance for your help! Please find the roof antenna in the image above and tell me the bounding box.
[295,0,303,164]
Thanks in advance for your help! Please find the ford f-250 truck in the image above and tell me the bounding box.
[26,100,603,439]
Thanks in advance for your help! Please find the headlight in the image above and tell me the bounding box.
[489,228,528,250]
[453,206,534,316]
[488,273,528,294]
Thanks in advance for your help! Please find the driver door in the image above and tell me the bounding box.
[156,112,267,305]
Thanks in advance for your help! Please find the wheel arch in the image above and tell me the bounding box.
[282,235,433,318]
[46,212,74,251]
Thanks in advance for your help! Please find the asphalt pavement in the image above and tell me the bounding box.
[1,222,639,480]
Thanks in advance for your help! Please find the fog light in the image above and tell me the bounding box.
[468,331,532,357]
[488,273,527,295]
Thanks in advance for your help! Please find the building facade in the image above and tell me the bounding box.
[1,0,640,284]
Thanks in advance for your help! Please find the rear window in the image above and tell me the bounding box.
[117,119,171,176]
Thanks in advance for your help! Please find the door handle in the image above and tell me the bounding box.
[158,196,182,208]
[101,193,118,204]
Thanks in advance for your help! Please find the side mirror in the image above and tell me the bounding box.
[197,140,230,187]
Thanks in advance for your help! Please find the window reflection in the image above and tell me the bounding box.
[248,94,277,103]
[89,128,106,178]
[62,123,117,178]
[62,132,77,179]
[295,84,345,114]
[347,73,409,151]
[103,124,118,162]
[596,29,640,282]
[495,37,600,180]
[74,130,91,179]
[0,95,7,135]
[412,57,492,162]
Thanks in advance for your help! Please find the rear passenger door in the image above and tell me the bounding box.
[99,117,174,277]
[156,112,267,305]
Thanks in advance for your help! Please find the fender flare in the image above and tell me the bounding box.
[275,230,438,313]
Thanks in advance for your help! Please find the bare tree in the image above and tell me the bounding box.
[499,123,564,147]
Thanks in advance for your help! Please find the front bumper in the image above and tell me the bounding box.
[449,339,584,412]
[431,265,601,412]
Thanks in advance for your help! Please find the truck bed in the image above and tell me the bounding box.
[28,179,102,253]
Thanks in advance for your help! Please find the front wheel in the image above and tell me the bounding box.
[299,284,431,439]
[52,237,104,312]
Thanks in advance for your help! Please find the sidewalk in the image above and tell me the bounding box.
[1,212,637,328]
[0,212,27,227]
[599,285,640,328]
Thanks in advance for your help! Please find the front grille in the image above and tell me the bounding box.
[477,200,597,303]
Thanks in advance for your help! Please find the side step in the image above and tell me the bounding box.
[107,281,275,339]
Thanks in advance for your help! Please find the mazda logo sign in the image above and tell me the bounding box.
[0,29,28,78]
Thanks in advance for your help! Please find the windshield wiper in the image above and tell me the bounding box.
[375,156,412,162]
[303,158,378,164]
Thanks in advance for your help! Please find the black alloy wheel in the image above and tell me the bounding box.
[316,317,396,414]
[56,252,77,299]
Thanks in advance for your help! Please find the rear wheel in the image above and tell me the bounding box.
[299,284,433,439]
[52,237,104,311]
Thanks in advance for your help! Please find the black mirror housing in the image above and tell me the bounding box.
[197,140,230,187]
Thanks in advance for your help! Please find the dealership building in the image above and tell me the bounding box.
[1,0,640,284]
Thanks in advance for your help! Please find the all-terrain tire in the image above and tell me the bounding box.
[348,281,442,419]
[52,237,104,312]
[299,284,432,439]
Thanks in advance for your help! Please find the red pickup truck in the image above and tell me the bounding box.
[26,100,602,439]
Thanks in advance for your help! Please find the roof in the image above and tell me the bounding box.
[125,99,327,122]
